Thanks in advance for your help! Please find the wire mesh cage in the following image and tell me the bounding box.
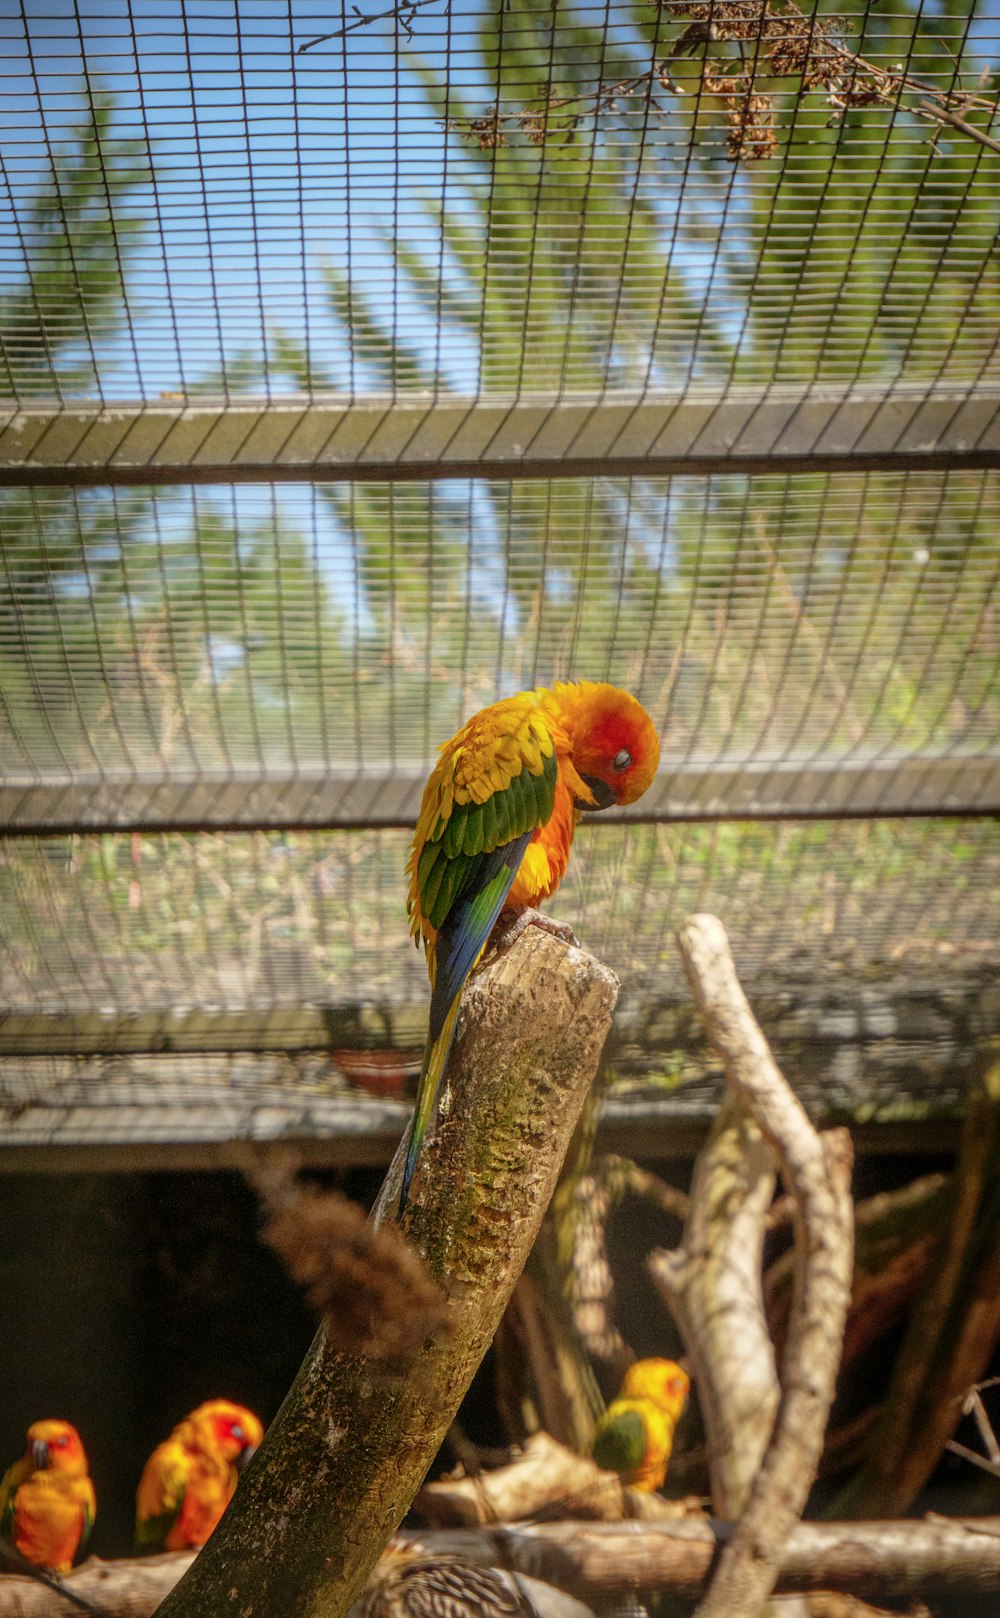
[1,0,998,1157]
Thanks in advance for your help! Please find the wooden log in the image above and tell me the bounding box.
[155,929,618,1618]
[416,1431,702,1525]
[5,1517,1000,1616]
[0,1553,194,1617]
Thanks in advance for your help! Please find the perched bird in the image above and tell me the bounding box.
[360,1543,529,1618]
[591,1359,690,1493]
[134,1399,263,1554]
[402,680,660,1213]
[0,1420,95,1573]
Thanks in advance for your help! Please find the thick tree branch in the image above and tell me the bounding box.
[7,1518,1000,1616]
[156,930,618,1618]
[650,1097,779,1517]
[669,914,854,1618]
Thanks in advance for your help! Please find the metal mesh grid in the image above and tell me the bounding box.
[0,0,998,407]
[1,816,996,1152]
[2,472,999,827]
[1,0,998,1146]
[3,818,997,1023]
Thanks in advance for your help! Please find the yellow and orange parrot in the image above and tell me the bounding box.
[402,680,660,1213]
[591,1358,690,1492]
[134,1400,263,1554]
[0,1420,95,1573]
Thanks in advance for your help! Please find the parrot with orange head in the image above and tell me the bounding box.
[134,1399,263,1554]
[402,680,660,1214]
[0,1420,95,1573]
[592,1358,690,1492]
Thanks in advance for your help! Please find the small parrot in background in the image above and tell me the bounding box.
[134,1399,263,1554]
[591,1358,690,1492]
[0,1420,95,1573]
[402,680,660,1213]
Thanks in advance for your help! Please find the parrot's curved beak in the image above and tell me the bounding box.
[236,1444,257,1473]
[576,773,617,811]
[30,1439,51,1470]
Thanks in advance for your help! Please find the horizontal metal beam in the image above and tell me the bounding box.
[0,1094,963,1172]
[1,381,999,485]
[1,754,997,834]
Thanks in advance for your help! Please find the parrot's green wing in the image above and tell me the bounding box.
[592,1407,648,1477]
[135,1449,188,1555]
[135,1505,182,1555]
[418,745,558,1037]
[80,1481,96,1554]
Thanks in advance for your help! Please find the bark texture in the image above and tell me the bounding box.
[156,930,618,1618]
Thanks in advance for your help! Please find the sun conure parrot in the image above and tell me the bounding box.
[591,1359,690,1492]
[0,1420,95,1572]
[134,1400,263,1554]
[402,680,660,1214]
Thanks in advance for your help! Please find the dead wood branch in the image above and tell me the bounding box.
[567,1156,688,1373]
[650,1097,779,1516]
[416,1431,702,1526]
[7,1516,1000,1616]
[837,1059,1000,1517]
[765,1172,948,1367]
[503,1272,601,1452]
[0,1553,194,1617]
[155,930,618,1618]
[668,913,854,1618]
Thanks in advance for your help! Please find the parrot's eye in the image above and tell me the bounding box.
[231,1425,244,1441]
[612,748,632,772]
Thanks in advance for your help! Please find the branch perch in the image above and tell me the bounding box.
[651,1095,779,1517]
[417,1430,701,1525]
[661,914,854,1618]
[6,1517,1000,1616]
[156,929,618,1618]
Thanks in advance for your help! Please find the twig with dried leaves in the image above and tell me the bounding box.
[447,0,1000,164]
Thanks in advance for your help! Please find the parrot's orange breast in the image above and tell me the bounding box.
[167,1456,234,1550]
[506,775,577,910]
[13,1472,91,1572]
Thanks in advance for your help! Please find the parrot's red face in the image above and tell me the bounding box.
[26,1420,88,1476]
[554,682,661,811]
[198,1402,263,1468]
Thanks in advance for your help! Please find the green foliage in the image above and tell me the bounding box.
[0,91,150,398]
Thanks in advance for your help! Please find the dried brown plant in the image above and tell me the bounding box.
[249,1155,450,1366]
[447,0,1000,163]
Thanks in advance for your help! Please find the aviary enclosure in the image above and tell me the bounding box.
[0,1,998,1615]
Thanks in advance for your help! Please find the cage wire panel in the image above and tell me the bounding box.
[0,0,998,1153]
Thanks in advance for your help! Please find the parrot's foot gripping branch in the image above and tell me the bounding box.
[488,906,579,955]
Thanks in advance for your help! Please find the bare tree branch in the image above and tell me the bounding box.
[649,1098,779,1518]
[670,914,854,1618]
[416,1430,701,1527]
